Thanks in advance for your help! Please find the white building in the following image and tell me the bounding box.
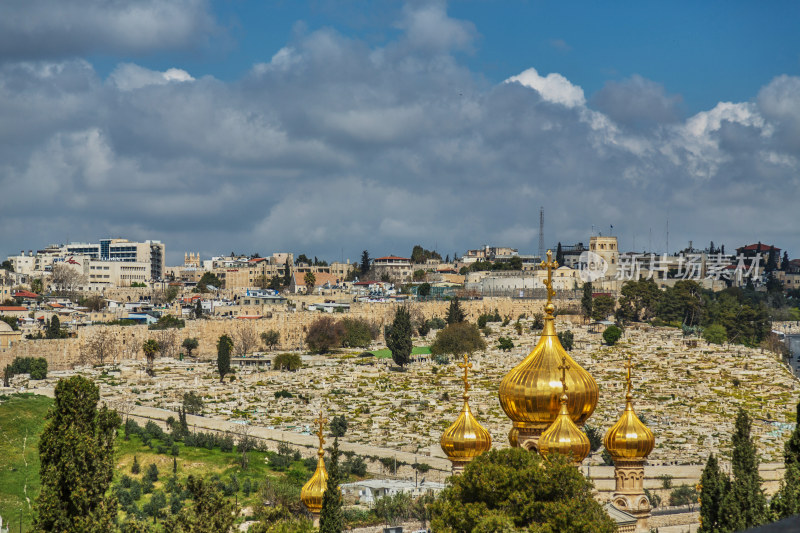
[340,479,445,505]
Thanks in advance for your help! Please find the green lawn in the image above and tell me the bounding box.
[370,346,431,359]
[0,393,52,532]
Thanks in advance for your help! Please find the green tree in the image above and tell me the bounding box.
[31,277,44,295]
[164,475,236,533]
[304,272,316,294]
[602,325,622,346]
[217,334,233,382]
[283,258,292,287]
[581,282,593,320]
[305,316,344,354]
[273,353,301,371]
[182,337,199,357]
[142,339,159,376]
[30,357,48,379]
[557,330,574,350]
[772,401,800,518]
[431,322,486,357]
[430,448,616,532]
[497,337,514,351]
[182,391,204,415]
[592,294,615,321]
[446,296,466,324]
[319,437,344,533]
[417,282,431,297]
[197,272,222,292]
[340,318,375,348]
[703,324,727,345]
[699,454,728,533]
[330,415,348,437]
[261,330,280,350]
[1,259,14,271]
[555,242,564,265]
[46,315,62,339]
[387,307,413,368]
[33,376,121,533]
[360,250,371,276]
[583,425,603,453]
[720,409,766,531]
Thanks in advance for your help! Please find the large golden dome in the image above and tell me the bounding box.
[498,251,599,432]
[604,356,654,460]
[301,415,329,514]
[441,355,492,465]
[538,357,591,463]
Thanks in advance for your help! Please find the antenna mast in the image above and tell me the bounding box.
[538,207,544,261]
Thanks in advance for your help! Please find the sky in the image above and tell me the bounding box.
[1,0,799,265]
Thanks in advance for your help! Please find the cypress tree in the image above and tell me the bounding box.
[319,437,344,533]
[387,307,412,368]
[581,282,593,321]
[721,409,766,531]
[698,454,729,532]
[771,399,800,518]
[555,242,564,265]
[217,334,233,383]
[446,296,465,324]
[784,400,800,469]
[34,376,121,532]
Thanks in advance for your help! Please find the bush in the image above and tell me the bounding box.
[431,322,487,356]
[428,317,446,330]
[703,323,727,345]
[8,356,48,379]
[497,337,514,351]
[273,353,302,371]
[148,315,185,330]
[602,325,622,346]
[558,330,574,350]
[305,316,344,353]
[274,390,293,399]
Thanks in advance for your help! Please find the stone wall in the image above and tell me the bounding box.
[0,297,577,370]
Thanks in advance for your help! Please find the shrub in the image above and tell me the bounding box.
[428,317,446,330]
[273,353,301,371]
[497,337,514,351]
[558,330,574,350]
[148,315,185,330]
[431,322,487,356]
[602,325,622,346]
[274,390,293,399]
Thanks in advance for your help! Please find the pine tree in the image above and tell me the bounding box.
[217,334,233,383]
[319,437,344,533]
[132,455,140,474]
[698,454,729,532]
[555,242,564,265]
[446,296,465,324]
[34,376,121,532]
[360,250,370,276]
[387,307,412,368]
[720,409,766,531]
[581,282,593,321]
[283,258,292,287]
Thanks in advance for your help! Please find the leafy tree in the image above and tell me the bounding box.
[430,448,616,532]
[497,337,514,351]
[657,279,704,326]
[31,278,44,294]
[615,279,662,323]
[1,259,14,271]
[149,315,185,330]
[581,282,593,320]
[46,315,63,339]
[216,334,233,382]
[193,300,204,319]
[142,339,159,376]
[446,296,466,324]
[144,463,159,483]
[411,245,442,263]
[30,357,48,379]
[197,272,222,292]
[387,307,413,368]
[296,254,311,265]
[305,316,344,354]
[583,425,603,453]
[360,250,371,276]
[431,322,486,357]
[164,476,236,533]
[304,272,316,294]
[703,324,727,345]
[340,317,375,348]
[0,315,19,330]
[670,485,699,506]
[591,294,615,321]
[273,353,301,371]
[33,376,121,533]
[557,330,574,350]
[602,325,622,346]
[319,437,344,533]
[330,415,348,437]
[182,337,199,357]
[720,409,767,531]
[417,282,431,297]
[261,330,280,350]
[182,391,204,415]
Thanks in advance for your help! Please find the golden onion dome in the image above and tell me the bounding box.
[538,357,591,464]
[441,355,492,462]
[603,355,654,460]
[301,415,329,514]
[498,251,598,430]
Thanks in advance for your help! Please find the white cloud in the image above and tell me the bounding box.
[109,64,195,91]
[505,67,586,108]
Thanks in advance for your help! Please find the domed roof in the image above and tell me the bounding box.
[441,355,492,462]
[538,357,591,464]
[0,321,13,333]
[603,356,654,460]
[499,251,598,430]
[301,415,329,514]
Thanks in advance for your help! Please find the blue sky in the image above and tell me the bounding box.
[1,0,799,263]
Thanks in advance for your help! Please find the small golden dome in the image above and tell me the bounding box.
[301,414,329,514]
[498,251,599,431]
[508,426,519,447]
[441,355,492,463]
[538,358,591,464]
[604,356,654,460]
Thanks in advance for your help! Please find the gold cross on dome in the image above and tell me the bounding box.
[458,354,472,394]
[314,412,327,449]
[540,249,558,303]
[558,355,570,393]
[625,354,633,395]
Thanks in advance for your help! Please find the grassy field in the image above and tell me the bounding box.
[0,393,52,532]
[370,346,431,359]
[0,393,312,531]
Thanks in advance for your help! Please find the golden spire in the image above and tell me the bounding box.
[603,354,655,460]
[441,354,492,469]
[301,411,328,514]
[499,250,599,438]
[539,356,591,463]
